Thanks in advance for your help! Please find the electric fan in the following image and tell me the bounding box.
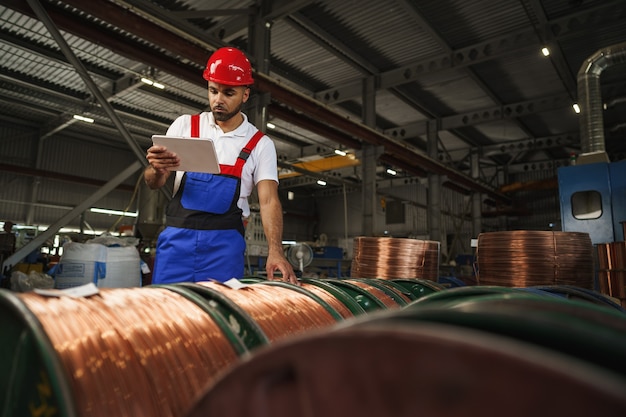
[286,243,314,275]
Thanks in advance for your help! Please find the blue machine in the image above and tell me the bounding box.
[558,160,626,244]
[609,162,626,242]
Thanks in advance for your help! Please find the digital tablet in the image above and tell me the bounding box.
[151,135,221,173]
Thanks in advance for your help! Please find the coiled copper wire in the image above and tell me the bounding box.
[19,287,240,417]
[195,282,339,342]
[13,278,407,416]
[350,237,440,280]
[596,242,626,304]
[476,231,594,288]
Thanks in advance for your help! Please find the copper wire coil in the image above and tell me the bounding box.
[596,242,626,300]
[350,237,440,280]
[19,287,240,417]
[195,282,339,342]
[476,231,594,288]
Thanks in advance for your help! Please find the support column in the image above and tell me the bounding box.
[470,149,482,237]
[26,0,147,165]
[361,76,377,235]
[361,145,378,236]
[427,120,441,243]
[247,4,272,129]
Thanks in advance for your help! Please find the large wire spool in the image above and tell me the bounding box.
[184,321,626,417]
[527,284,626,312]
[191,281,341,343]
[0,286,244,417]
[0,289,76,417]
[398,292,626,378]
[476,231,594,288]
[596,242,626,307]
[299,278,367,317]
[350,237,440,280]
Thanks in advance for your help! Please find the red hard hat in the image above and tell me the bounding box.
[203,47,254,86]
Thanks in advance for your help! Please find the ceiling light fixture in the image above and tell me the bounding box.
[141,77,165,89]
[316,179,327,186]
[572,103,581,114]
[267,122,276,129]
[334,149,347,156]
[90,207,138,217]
[73,114,94,123]
[386,168,397,176]
[541,47,550,56]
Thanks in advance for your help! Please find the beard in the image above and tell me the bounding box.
[212,101,243,122]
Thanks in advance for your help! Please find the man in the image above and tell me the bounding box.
[144,47,297,285]
[0,221,16,262]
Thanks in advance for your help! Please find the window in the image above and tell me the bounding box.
[571,191,602,220]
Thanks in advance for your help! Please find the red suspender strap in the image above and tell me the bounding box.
[220,130,265,177]
[190,114,200,138]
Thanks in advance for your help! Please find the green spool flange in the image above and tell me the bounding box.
[389,278,445,300]
[176,282,270,350]
[300,278,367,316]
[408,285,538,308]
[0,289,77,417]
[240,277,266,284]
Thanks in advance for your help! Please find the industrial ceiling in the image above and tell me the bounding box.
[1,0,625,205]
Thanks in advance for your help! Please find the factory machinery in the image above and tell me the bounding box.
[558,159,626,305]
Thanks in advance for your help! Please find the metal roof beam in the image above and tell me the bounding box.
[108,0,226,51]
[480,133,580,157]
[1,70,170,139]
[439,133,579,166]
[544,0,626,40]
[314,29,538,104]
[268,103,362,150]
[0,26,121,79]
[524,0,577,98]
[0,94,59,117]
[384,94,573,138]
[285,13,378,75]
[3,0,206,85]
[313,3,626,105]
[217,0,317,43]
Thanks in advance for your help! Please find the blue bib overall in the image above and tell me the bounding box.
[152,114,264,284]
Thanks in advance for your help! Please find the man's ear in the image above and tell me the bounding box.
[242,86,251,103]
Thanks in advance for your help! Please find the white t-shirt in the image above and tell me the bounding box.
[165,112,278,218]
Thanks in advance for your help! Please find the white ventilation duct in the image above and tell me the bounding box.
[577,41,626,155]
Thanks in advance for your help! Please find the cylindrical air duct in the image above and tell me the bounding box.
[577,41,626,154]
